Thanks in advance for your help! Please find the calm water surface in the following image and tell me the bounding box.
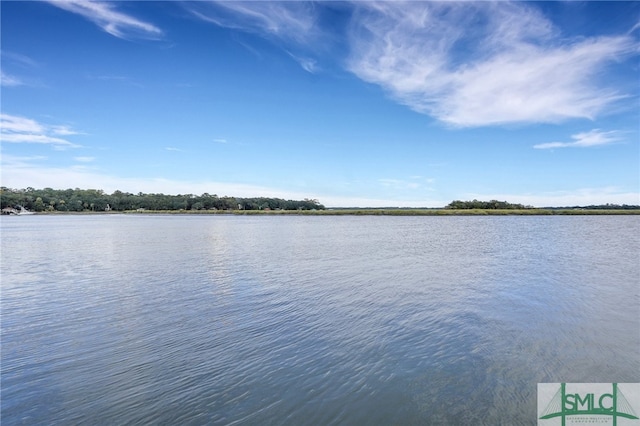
[1,215,639,425]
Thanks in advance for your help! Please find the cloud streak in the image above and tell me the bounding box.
[378,176,435,191]
[0,114,81,149]
[46,0,162,40]
[286,51,319,74]
[1,51,40,87]
[187,1,326,73]
[533,129,625,149]
[188,1,317,45]
[1,71,24,87]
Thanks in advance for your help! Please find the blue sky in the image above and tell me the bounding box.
[1,1,638,207]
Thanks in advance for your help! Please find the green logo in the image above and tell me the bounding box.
[538,383,639,425]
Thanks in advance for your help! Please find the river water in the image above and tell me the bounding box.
[1,214,638,425]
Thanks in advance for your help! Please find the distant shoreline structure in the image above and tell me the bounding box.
[1,205,35,215]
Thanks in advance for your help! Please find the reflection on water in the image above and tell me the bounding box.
[1,215,639,424]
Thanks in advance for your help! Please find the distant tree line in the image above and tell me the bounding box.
[0,187,324,212]
[549,203,640,210]
[446,199,640,210]
[446,199,530,209]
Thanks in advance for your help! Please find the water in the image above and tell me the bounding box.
[1,214,638,425]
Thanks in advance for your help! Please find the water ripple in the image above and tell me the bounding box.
[1,215,638,425]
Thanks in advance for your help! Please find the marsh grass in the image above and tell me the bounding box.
[112,208,640,216]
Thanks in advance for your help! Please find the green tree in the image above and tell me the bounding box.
[34,197,45,212]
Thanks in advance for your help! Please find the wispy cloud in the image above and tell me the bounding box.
[1,51,39,68]
[46,0,162,40]
[1,51,40,87]
[1,70,24,87]
[74,156,95,162]
[1,114,45,134]
[0,114,81,150]
[347,2,636,127]
[165,147,182,152]
[533,129,625,149]
[0,155,48,165]
[379,178,418,190]
[287,51,319,74]
[378,176,435,191]
[188,1,317,45]
[52,125,83,136]
[213,138,228,144]
[188,1,323,73]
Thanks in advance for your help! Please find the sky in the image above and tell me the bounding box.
[1,1,639,208]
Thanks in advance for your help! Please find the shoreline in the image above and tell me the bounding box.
[16,208,640,216]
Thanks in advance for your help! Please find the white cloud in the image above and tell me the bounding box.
[0,113,81,149]
[213,138,228,144]
[165,147,182,152]
[1,133,77,148]
[534,129,625,149]
[347,2,636,126]
[46,0,162,40]
[1,114,45,134]
[51,125,83,136]
[1,70,24,87]
[74,156,95,162]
